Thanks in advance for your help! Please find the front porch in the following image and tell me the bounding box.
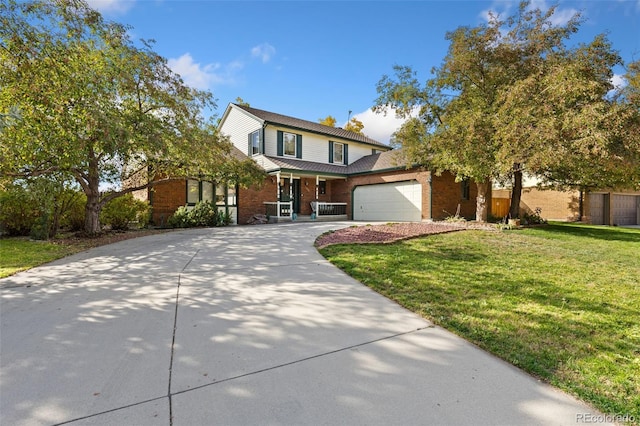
[263,171,348,222]
[264,201,347,222]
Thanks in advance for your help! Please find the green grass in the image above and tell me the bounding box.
[320,222,640,422]
[0,238,77,278]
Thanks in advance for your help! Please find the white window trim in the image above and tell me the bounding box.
[251,130,261,156]
[283,132,297,157]
[333,142,344,164]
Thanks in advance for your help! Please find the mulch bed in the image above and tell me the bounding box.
[314,221,493,248]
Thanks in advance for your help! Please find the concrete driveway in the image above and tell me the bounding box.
[1,222,607,425]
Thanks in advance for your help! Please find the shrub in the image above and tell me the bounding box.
[61,192,87,232]
[167,201,230,228]
[29,211,51,240]
[522,207,547,225]
[0,186,41,236]
[101,194,150,231]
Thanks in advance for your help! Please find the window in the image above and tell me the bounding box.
[277,131,302,158]
[329,141,348,165]
[283,132,296,156]
[333,142,344,164]
[215,184,226,206]
[202,182,213,203]
[187,180,200,205]
[250,130,261,156]
[227,185,237,206]
[461,179,470,200]
[319,180,326,195]
[187,180,218,205]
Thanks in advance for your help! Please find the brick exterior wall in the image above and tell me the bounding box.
[329,168,478,221]
[431,172,479,220]
[237,180,279,225]
[152,169,481,225]
[149,180,186,226]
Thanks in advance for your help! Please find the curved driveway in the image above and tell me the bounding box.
[1,222,606,425]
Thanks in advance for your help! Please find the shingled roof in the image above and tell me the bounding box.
[244,149,411,177]
[232,103,389,148]
[346,149,410,174]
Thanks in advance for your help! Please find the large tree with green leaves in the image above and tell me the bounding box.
[0,0,263,234]
[374,1,629,221]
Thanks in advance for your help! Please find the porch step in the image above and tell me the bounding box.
[271,215,348,223]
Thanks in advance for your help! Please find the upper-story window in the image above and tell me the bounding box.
[333,142,344,164]
[277,130,302,158]
[250,130,261,156]
[283,132,296,156]
[329,141,348,165]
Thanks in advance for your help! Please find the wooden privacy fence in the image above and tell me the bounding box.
[492,197,511,218]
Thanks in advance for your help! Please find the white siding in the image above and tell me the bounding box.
[219,106,262,156]
[264,125,386,166]
[348,144,377,164]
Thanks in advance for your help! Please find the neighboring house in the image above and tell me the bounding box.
[493,176,640,225]
[143,103,479,225]
[584,190,640,226]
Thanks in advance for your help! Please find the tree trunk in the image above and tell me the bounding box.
[84,192,102,235]
[475,178,490,222]
[509,164,523,219]
[82,151,103,235]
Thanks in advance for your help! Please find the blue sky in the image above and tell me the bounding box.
[89,0,639,144]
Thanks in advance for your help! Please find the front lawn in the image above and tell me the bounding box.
[0,229,170,279]
[0,238,76,278]
[319,223,639,422]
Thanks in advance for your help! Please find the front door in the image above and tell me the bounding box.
[292,179,301,214]
[280,178,301,214]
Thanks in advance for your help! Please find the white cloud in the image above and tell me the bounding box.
[251,43,276,63]
[344,108,412,145]
[611,73,627,90]
[481,0,578,27]
[86,0,134,14]
[167,53,245,90]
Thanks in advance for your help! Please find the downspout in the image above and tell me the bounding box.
[261,122,267,154]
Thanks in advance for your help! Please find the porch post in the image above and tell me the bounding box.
[276,172,281,217]
[289,173,293,218]
[315,175,319,200]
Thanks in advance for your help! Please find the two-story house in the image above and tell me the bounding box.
[219,103,478,224]
[145,103,479,225]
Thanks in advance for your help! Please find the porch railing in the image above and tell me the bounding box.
[311,201,347,217]
[264,201,292,218]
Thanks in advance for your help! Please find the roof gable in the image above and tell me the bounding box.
[230,103,389,149]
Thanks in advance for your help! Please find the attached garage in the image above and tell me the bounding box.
[353,181,422,222]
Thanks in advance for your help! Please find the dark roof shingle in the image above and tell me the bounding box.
[233,103,389,148]
[346,150,410,174]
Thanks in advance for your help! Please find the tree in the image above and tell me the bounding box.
[0,0,263,234]
[344,117,365,134]
[319,115,337,127]
[374,1,626,221]
[235,97,250,106]
[319,114,365,135]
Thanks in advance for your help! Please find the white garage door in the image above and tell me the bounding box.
[353,181,422,222]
